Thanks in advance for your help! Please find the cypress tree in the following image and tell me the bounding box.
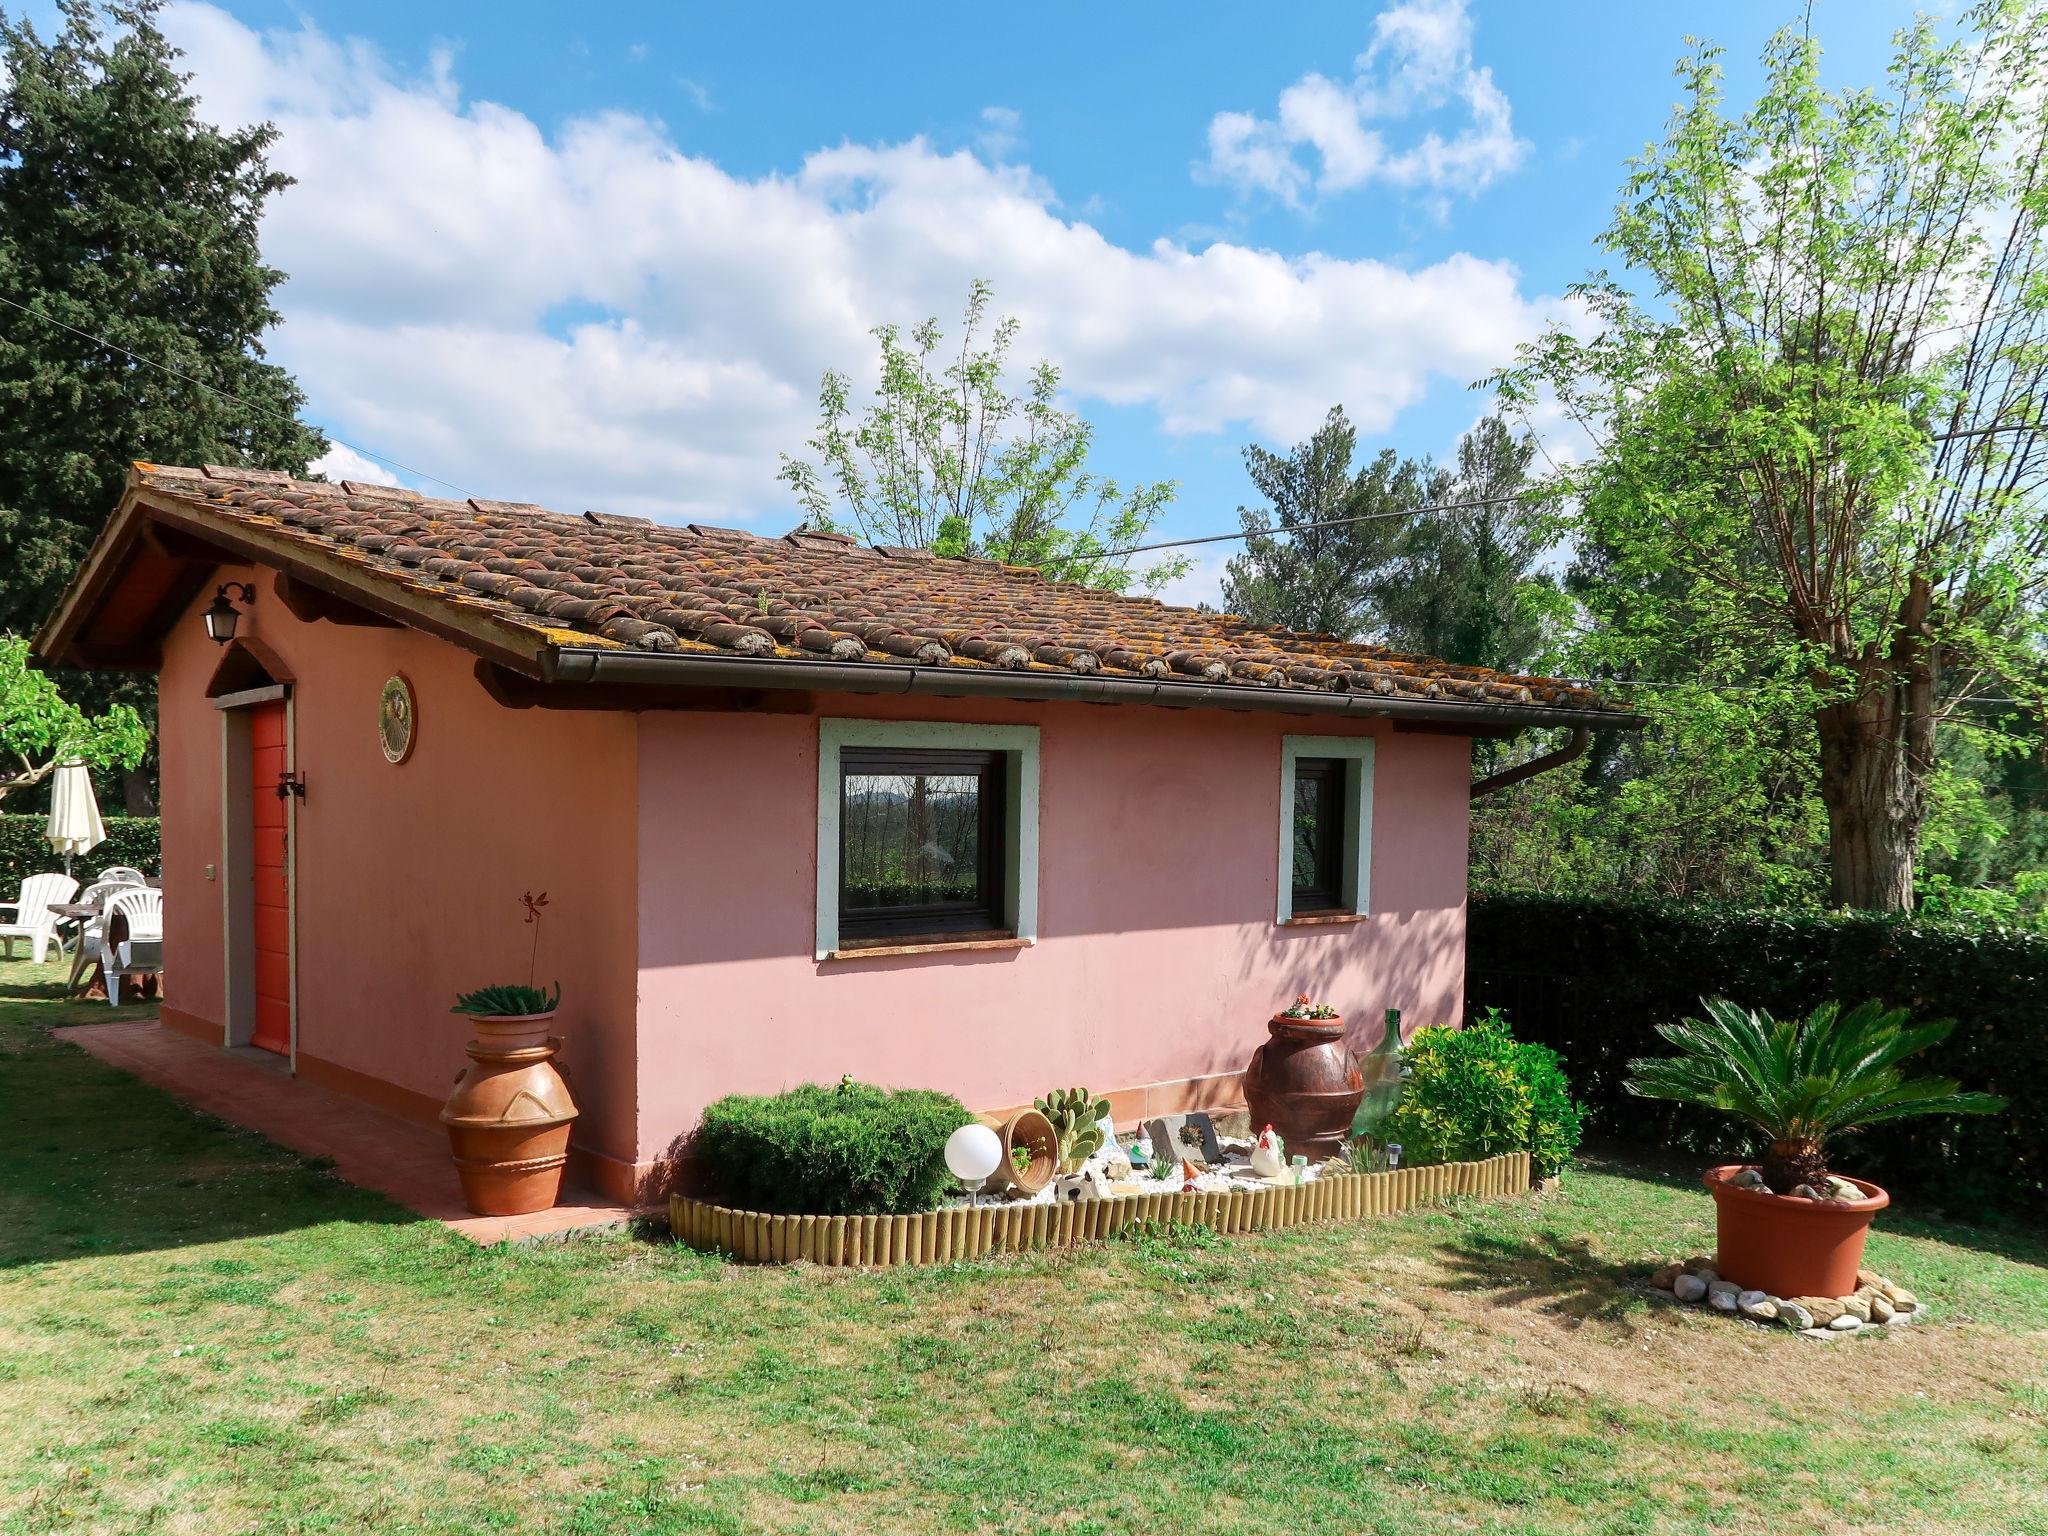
[0,0,326,806]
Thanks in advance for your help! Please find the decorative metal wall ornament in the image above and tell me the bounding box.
[378,673,417,765]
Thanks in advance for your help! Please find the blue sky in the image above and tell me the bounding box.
[147,0,1926,602]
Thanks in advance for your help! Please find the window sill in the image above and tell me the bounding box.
[1279,912,1365,927]
[825,933,1030,961]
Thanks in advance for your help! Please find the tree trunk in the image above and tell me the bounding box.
[1812,652,1936,913]
[120,767,158,817]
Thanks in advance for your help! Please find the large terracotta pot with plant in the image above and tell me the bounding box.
[441,892,580,1217]
[1244,995,1365,1161]
[1628,998,2003,1300]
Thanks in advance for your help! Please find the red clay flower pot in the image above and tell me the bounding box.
[1704,1164,1889,1299]
[442,1015,579,1216]
[1244,1014,1365,1162]
[988,1108,1059,1196]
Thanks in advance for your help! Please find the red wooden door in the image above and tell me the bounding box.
[249,701,292,1055]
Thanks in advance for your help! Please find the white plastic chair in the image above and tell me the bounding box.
[0,873,80,963]
[96,866,148,886]
[61,878,146,964]
[101,887,164,1006]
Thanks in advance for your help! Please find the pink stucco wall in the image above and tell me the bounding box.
[633,694,1470,1166]
[158,568,642,1171]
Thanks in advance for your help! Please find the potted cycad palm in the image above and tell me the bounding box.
[1626,998,2003,1300]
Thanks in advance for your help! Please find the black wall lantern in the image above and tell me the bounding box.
[203,582,257,645]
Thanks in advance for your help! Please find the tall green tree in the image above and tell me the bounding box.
[0,634,145,806]
[0,0,325,806]
[779,279,1179,592]
[1379,413,1556,671]
[1220,405,1442,638]
[1498,4,2048,911]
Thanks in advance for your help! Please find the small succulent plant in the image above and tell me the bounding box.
[1280,993,1341,1019]
[1034,1087,1111,1172]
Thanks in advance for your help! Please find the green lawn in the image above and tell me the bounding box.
[2,958,2045,1536]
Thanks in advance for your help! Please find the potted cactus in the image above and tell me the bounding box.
[1034,1087,1111,1173]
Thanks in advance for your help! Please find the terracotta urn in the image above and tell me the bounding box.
[1243,1013,1365,1162]
[441,1013,579,1216]
[987,1108,1059,1196]
[1704,1164,1889,1299]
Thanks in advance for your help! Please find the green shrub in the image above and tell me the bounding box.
[0,813,159,892]
[1466,890,2048,1207]
[1383,1010,1584,1178]
[694,1079,970,1216]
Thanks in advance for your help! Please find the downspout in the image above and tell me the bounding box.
[1470,727,1591,799]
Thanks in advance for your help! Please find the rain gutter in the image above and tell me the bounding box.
[542,648,1645,735]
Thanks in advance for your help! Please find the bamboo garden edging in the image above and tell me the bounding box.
[669,1150,1533,1267]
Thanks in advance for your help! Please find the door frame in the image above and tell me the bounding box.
[214,683,299,1068]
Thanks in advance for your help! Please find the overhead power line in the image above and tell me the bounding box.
[0,290,471,497]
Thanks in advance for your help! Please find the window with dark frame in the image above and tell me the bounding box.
[1291,756,1348,913]
[838,746,1008,943]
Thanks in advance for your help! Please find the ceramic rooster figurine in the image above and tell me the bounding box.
[1250,1124,1288,1182]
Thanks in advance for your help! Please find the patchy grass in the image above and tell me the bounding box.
[2,956,2045,1535]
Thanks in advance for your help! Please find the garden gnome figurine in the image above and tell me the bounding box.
[1181,1157,1201,1193]
[1250,1124,1288,1182]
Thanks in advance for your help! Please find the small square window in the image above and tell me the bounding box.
[839,748,1007,941]
[1291,757,1347,912]
[1277,736,1374,924]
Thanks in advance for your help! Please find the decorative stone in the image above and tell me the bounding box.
[1776,1300,1814,1330]
[1800,1327,1842,1341]
[1708,1287,1739,1313]
[1869,1293,1896,1322]
[1839,1294,1872,1324]
[1683,1254,1717,1274]
[1789,1296,1845,1326]
[1739,1295,1779,1321]
[1145,1113,1224,1167]
[1883,1310,1914,1328]
[1728,1167,1769,1191]
[1091,1117,1129,1179]
[1827,1313,1862,1331]
[1650,1262,1684,1291]
[1823,1175,1862,1201]
[1789,1183,1820,1201]
[1673,1273,1709,1303]
[1888,1286,1919,1311]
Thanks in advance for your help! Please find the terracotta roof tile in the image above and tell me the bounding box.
[129,465,1625,715]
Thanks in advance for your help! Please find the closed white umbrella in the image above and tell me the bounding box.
[45,759,107,876]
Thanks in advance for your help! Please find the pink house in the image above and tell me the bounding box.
[37,464,1635,1203]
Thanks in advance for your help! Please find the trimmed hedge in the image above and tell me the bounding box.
[0,813,159,893]
[695,1080,971,1216]
[1383,1011,1585,1179]
[1466,891,2045,1208]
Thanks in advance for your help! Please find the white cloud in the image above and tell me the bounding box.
[1201,0,1526,211]
[1154,553,1233,613]
[306,442,405,487]
[163,3,1570,526]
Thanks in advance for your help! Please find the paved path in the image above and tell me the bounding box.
[55,1018,651,1245]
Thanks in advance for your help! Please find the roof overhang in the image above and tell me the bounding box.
[35,469,1646,735]
[33,479,559,677]
[534,647,1645,732]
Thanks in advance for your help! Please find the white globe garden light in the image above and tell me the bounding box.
[944,1122,1003,1190]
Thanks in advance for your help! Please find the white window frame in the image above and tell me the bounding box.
[816,718,1040,959]
[1277,735,1375,924]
